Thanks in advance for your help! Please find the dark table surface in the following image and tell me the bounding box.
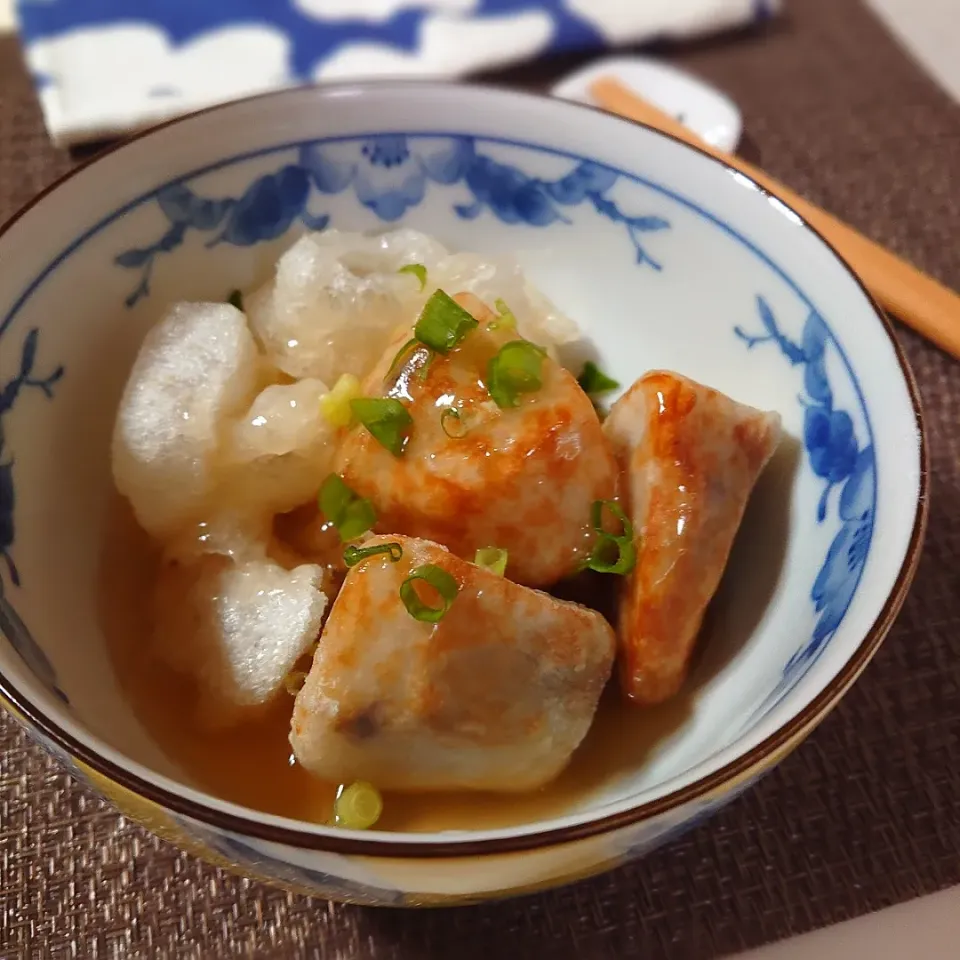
[1,0,959,957]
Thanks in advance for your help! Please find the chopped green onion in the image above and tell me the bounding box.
[584,499,637,576]
[351,397,413,456]
[319,373,361,428]
[488,298,517,332]
[591,499,631,540]
[319,473,353,525]
[400,563,459,622]
[486,340,547,409]
[440,407,467,439]
[577,361,620,395]
[384,337,434,383]
[418,354,435,382]
[398,263,427,290]
[284,670,307,695]
[414,289,479,354]
[585,536,637,575]
[343,542,403,567]
[319,473,377,542]
[474,547,508,576]
[333,781,383,830]
[227,289,244,311]
[385,337,420,380]
[337,499,377,542]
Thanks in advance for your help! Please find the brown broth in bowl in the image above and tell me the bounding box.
[99,494,693,833]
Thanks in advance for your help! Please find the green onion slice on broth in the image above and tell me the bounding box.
[333,781,383,830]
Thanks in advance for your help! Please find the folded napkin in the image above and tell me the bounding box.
[17,0,780,146]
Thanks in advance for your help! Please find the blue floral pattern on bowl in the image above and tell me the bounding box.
[177,818,405,906]
[735,297,874,704]
[114,135,670,306]
[0,323,68,703]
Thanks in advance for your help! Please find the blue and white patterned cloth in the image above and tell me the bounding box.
[17,0,779,146]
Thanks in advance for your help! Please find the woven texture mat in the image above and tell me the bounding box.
[1,1,958,957]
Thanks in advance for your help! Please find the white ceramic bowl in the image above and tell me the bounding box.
[0,83,925,906]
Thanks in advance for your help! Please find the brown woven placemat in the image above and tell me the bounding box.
[1,1,959,957]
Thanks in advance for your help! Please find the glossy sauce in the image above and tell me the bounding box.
[100,494,694,832]
[334,313,618,589]
[605,371,781,705]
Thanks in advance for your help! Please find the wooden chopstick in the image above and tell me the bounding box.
[590,76,960,360]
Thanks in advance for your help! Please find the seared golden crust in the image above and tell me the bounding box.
[290,535,615,792]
